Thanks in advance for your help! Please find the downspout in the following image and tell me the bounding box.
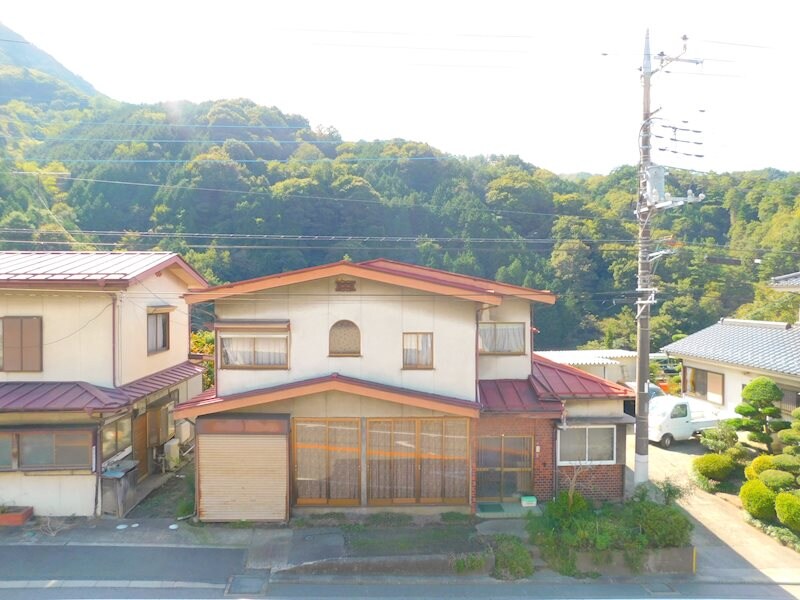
[109,293,118,388]
[475,305,492,403]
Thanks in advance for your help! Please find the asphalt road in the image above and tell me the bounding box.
[0,544,245,583]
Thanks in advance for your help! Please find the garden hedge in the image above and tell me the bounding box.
[771,454,800,474]
[758,469,797,491]
[693,453,735,481]
[775,492,800,534]
[750,454,776,476]
[739,479,777,521]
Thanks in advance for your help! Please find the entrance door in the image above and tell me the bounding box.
[133,414,149,482]
[476,436,533,501]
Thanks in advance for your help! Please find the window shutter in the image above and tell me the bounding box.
[2,318,22,371]
[21,317,42,372]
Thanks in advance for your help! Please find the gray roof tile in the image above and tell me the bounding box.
[662,319,800,377]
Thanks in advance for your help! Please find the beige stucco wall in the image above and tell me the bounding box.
[117,272,193,385]
[215,277,483,401]
[235,390,450,418]
[0,412,96,426]
[0,472,96,516]
[563,398,624,418]
[0,291,114,386]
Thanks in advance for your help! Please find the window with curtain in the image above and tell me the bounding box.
[402,332,433,368]
[18,431,93,469]
[220,333,289,368]
[557,426,615,465]
[367,418,468,504]
[294,419,360,505]
[329,320,361,356]
[478,322,525,354]
[684,367,723,404]
[147,312,169,353]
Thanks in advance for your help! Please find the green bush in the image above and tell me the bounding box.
[544,490,591,522]
[725,444,750,464]
[793,407,800,420]
[492,534,533,580]
[636,503,693,548]
[700,423,739,454]
[785,445,800,457]
[778,429,800,445]
[693,453,735,481]
[775,492,800,535]
[769,420,792,433]
[744,465,757,480]
[750,454,776,475]
[758,469,797,491]
[453,552,487,574]
[772,454,800,474]
[739,479,777,521]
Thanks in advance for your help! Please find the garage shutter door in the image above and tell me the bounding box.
[198,433,287,521]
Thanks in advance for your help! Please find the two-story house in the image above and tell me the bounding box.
[0,252,208,517]
[175,259,632,521]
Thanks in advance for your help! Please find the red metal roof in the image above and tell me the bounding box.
[530,353,634,399]
[0,361,204,413]
[116,361,205,401]
[185,258,554,305]
[0,382,128,412]
[0,252,207,289]
[176,373,480,418]
[478,379,562,415]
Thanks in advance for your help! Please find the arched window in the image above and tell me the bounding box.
[329,320,361,356]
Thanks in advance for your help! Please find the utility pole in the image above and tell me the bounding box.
[634,31,704,487]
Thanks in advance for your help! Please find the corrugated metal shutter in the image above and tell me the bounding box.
[197,433,287,521]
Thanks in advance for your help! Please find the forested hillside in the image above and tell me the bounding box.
[1,26,798,350]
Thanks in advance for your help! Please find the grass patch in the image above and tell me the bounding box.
[127,463,196,519]
[440,511,474,524]
[346,524,482,557]
[365,512,413,527]
[227,519,254,529]
[308,512,347,522]
[491,534,533,580]
[176,498,194,518]
[453,551,487,574]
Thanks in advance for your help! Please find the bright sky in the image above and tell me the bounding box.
[3,0,799,175]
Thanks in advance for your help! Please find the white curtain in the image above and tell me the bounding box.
[479,323,524,353]
[221,337,253,366]
[254,336,287,366]
[221,335,287,366]
[403,333,432,367]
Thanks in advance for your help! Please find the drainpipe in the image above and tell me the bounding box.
[475,305,492,403]
[109,294,118,388]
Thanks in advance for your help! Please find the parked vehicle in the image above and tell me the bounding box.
[648,395,729,448]
[623,381,665,417]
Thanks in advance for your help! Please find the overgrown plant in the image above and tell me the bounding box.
[700,422,739,454]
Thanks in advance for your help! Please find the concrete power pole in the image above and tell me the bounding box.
[633,31,704,487]
[634,30,654,487]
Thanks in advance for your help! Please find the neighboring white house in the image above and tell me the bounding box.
[535,349,638,384]
[175,259,633,522]
[662,318,800,418]
[0,252,207,516]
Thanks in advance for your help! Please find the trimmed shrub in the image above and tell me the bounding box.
[740,479,777,521]
[744,465,757,480]
[725,444,750,464]
[778,429,800,445]
[544,490,590,521]
[637,503,693,548]
[772,454,800,474]
[775,492,800,535]
[750,454,776,476]
[786,446,800,457]
[793,407,800,420]
[693,453,735,481]
[700,423,739,454]
[769,420,792,433]
[759,469,796,491]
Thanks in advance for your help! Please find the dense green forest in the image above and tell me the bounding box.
[1,24,799,350]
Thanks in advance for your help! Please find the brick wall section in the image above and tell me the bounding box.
[556,464,625,502]
[472,415,557,510]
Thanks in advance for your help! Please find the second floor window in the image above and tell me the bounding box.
[478,322,525,354]
[220,333,289,369]
[1,316,42,372]
[403,332,433,369]
[147,312,170,354]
